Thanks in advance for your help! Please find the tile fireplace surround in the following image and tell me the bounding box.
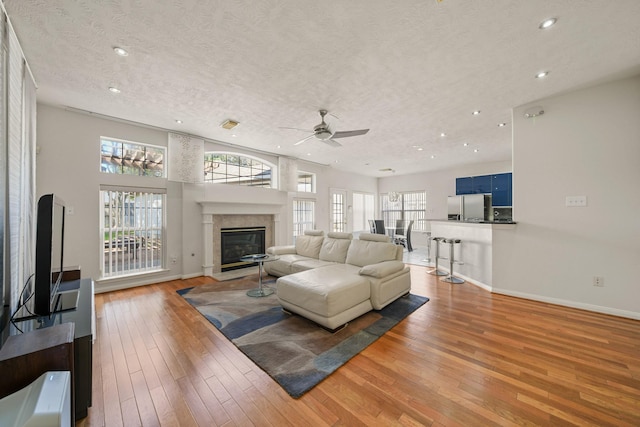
[199,202,282,276]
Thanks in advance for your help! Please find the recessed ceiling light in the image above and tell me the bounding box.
[440,132,447,137]
[231,134,237,137]
[113,47,129,56]
[417,147,424,151]
[430,155,436,159]
[536,71,549,79]
[276,145,281,149]
[463,142,469,147]
[175,119,183,124]
[539,18,557,30]
[307,153,311,156]
[108,86,121,93]
[498,123,507,127]
[472,110,481,115]
[474,148,479,153]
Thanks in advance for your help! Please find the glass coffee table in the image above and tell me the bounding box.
[239,253,279,297]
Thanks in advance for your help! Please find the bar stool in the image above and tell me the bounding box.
[427,237,447,276]
[421,231,432,264]
[441,238,465,284]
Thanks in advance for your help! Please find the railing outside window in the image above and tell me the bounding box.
[100,189,165,278]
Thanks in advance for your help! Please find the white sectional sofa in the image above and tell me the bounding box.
[265,231,411,330]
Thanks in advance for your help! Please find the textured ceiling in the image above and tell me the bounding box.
[4,0,640,177]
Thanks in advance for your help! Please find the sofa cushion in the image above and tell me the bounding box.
[319,232,352,263]
[294,234,324,259]
[358,232,391,243]
[291,258,336,272]
[346,238,399,267]
[277,264,369,318]
[359,260,406,278]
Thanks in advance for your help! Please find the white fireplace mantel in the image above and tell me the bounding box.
[198,201,284,276]
[198,201,284,215]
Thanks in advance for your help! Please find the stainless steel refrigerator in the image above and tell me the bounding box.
[463,194,493,221]
[447,194,493,221]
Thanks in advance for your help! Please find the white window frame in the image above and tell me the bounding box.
[292,199,315,239]
[100,136,166,177]
[330,189,347,232]
[297,171,315,193]
[203,152,275,188]
[380,191,427,231]
[100,187,166,279]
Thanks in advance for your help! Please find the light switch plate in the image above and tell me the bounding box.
[565,196,587,207]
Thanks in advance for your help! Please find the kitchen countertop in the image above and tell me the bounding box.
[427,219,517,225]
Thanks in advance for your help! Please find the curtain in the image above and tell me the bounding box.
[3,9,37,315]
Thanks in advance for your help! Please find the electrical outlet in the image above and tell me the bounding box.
[566,196,587,207]
[170,256,178,264]
[593,276,604,287]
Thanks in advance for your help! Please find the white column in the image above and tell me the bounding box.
[202,213,214,276]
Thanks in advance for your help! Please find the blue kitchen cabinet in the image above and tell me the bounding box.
[473,175,492,194]
[491,173,512,206]
[456,177,473,195]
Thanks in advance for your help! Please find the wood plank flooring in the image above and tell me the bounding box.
[83,266,640,426]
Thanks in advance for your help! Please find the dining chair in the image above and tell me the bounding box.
[373,220,386,235]
[394,220,414,252]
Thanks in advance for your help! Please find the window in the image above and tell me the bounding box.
[293,199,315,238]
[100,137,165,177]
[100,188,165,278]
[380,191,427,231]
[203,153,274,187]
[297,171,315,192]
[352,192,375,232]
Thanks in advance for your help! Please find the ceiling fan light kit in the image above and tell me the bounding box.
[289,110,369,147]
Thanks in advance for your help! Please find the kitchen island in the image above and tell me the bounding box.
[428,219,516,290]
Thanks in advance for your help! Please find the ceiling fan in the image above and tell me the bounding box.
[283,110,369,147]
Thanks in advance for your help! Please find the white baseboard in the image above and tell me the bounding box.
[492,288,640,320]
[95,272,182,294]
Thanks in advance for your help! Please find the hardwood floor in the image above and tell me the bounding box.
[84,266,640,426]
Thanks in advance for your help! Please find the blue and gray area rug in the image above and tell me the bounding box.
[177,274,429,398]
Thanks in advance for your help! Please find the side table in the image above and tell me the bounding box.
[239,254,279,297]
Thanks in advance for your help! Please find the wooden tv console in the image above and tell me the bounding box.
[0,277,95,422]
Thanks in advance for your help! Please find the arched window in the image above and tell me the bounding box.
[204,152,275,188]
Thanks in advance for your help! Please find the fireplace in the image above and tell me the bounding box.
[220,226,266,271]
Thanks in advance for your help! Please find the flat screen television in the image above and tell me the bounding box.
[33,194,66,317]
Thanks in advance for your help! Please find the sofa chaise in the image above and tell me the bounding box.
[264,230,411,330]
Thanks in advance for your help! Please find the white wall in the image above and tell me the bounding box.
[36,105,377,290]
[493,75,640,319]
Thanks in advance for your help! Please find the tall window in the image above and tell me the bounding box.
[297,171,315,192]
[353,192,375,232]
[203,153,273,187]
[380,191,427,231]
[100,137,165,177]
[293,199,315,238]
[100,188,165,278]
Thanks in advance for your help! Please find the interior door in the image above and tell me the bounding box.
[330,189,347,232]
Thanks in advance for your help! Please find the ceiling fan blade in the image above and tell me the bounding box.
[331,129,369,139]
[324,139,342,147]
[279,126,313,132]
[293,134,316,146]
